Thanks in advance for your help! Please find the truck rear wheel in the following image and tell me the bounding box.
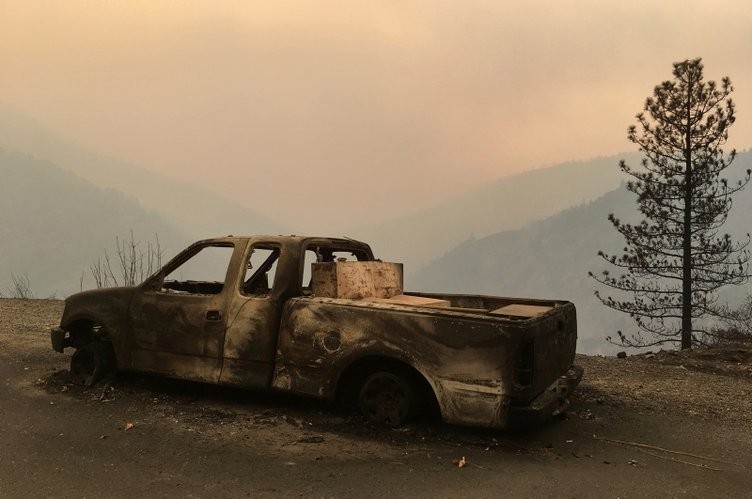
[70,341,115,387]
[358,370,417,427]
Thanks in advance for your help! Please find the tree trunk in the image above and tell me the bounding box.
[682,154,693,349]
[681,88,693,350]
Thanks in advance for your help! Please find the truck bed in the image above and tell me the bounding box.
[274,291,577,428]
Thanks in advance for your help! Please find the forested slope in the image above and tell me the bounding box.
[0,150,191,297]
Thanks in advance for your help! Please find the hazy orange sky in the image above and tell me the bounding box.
[2,1,752,229]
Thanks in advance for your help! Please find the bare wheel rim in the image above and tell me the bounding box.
[358,372,413,427]
[70,342,112,386]
[70,346,95,374]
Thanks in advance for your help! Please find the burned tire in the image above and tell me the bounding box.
[357,370,418,427]
[70,341,115,387]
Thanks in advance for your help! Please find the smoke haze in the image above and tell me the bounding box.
[2,1,752,231]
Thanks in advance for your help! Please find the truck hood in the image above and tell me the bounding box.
[61,287,136,327]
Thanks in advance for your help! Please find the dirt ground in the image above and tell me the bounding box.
[1,298,751,498]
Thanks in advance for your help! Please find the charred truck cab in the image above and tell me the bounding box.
[52,235,582,429]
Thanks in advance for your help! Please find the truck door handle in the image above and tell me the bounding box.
[205,310,222,321]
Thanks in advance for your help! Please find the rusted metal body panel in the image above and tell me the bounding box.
[52,235,580,430]
[57,287,136,366]
[273,294,577,428]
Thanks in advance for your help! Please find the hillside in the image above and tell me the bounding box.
[0,150,192,297]
[350,153,639,270]
[412,151,752,353]
[0,107,284,237]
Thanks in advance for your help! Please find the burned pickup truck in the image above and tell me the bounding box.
[51,235,582,429]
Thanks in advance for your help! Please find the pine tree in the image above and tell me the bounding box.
[591,58,751,350]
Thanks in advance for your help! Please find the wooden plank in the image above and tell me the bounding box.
[365,294,451,308]
[490,304,553,318]
[311,261,403,299]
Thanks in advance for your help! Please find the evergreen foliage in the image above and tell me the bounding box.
[591,58,751,349]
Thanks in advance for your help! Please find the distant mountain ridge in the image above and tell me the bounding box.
[3,106,648,281]
[0,150,192,297]
[349,153,640,276]
[0,107,284,238]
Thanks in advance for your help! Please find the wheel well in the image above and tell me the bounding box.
[66,319,108,349]
[335,356,440,417]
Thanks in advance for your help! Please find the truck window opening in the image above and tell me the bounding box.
[160,244,234,295]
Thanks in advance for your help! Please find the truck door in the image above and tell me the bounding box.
[128,242,237,383]
[219,242,284,389]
